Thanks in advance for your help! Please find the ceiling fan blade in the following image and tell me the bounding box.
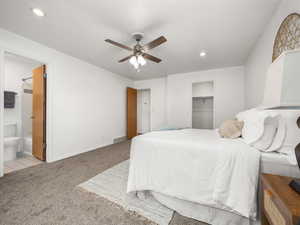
[118,55,133,63]
[142,53,162,63]
[105,39,133,51]
[143,36,167,51]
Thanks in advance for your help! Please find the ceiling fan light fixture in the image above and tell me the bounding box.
[129,56,137,65]
[32,8,45,17]
[200,50,207,57]
[138,55,147,66]
[105,34,166,70]
[130,56,139,69]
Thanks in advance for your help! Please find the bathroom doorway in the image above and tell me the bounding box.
[3,52,46,174]
[126,87,151,139]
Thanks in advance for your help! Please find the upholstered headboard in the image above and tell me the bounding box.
[273,13,300,62]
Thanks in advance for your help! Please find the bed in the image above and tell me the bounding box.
[127,128,300,225]
[151,151,300,225]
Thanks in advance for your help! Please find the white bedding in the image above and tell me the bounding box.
[261,152,300,178]
[127,129,261,219]
[149,153,300,225]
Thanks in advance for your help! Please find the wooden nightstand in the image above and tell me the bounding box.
[261,174,300,225]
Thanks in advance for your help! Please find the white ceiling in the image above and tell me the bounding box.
[0,0,281,80]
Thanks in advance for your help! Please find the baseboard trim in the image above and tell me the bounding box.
[113,136,127,144]
[23,151,33,157]
[48,142,113,163]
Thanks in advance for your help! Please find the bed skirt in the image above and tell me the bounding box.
[140,161,300,225]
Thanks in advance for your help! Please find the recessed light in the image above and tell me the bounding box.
[200,51,207,57]
[32,8,45,17]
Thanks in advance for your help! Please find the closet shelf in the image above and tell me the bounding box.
[192,96,213,98]
[193,96,213,98]
[193,110,214,112]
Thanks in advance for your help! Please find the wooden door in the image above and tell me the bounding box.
[127,87,137,139]
[32,65,46,161]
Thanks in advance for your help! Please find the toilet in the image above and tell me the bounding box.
[4,123,21,162]
[4,137,21,161]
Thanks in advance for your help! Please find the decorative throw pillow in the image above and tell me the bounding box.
[219,119,244,139]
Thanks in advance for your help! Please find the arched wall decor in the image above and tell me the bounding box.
[272,13,300,62]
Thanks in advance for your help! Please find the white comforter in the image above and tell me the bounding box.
[127,129,261,219]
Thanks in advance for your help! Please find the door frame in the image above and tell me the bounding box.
[0,49,53,177]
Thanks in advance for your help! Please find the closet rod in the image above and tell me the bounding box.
[22,76,32,82]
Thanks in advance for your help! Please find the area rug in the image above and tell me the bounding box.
[78,160,174,225]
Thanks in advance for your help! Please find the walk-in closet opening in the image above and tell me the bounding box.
[192,81,214,129]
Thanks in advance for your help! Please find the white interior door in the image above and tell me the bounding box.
[141,90,150,133]
[137,89,151,134]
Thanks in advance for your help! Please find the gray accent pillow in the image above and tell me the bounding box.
[219,119,244,139]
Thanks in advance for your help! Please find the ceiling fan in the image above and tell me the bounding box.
[105,33,167,70]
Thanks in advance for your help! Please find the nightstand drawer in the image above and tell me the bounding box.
[262,174,300,225]
[264,190,288,225]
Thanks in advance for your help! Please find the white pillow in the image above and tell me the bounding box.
[236,108,259,122]
[251,115,279,151]
[275,110,300,156]
[268,115,286,151]
[237,109,268,145]
[236,109,280,151]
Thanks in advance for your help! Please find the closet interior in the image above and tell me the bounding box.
[192,81,214,129]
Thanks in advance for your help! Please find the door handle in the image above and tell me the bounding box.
[31,116,35,119]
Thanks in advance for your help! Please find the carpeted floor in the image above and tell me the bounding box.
[0,141,206,225]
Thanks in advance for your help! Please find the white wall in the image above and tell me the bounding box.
[245,0,300,108]
[134,66,245,130]
[167,66,245,128]
[134,78,168,131]
[0,28,133,170]
[192,81,214,97]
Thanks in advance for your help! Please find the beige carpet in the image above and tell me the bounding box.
[0,141,206,225]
